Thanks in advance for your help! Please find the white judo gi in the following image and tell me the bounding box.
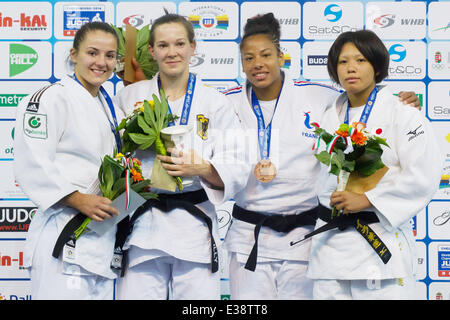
[13,75,122,299]
[113,73,250,300]
[307,86,443,300]
[223,73,340,299]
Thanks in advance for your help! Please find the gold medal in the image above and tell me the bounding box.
[254,159,276,183]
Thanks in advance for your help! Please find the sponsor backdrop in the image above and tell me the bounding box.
[0,0,448,301]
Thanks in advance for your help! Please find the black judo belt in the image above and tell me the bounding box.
[52,212,84,259]
[293,204,392,264]
[232,204,318,272]
[52,189,217,277]
[114,189,218,276]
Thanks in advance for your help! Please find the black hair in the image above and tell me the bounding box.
[72,21,119,51]
[240,13,281,53]
[327,29,390,84]
[149,11,195,46]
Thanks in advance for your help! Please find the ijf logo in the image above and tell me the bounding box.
[324,4,342,22]
[188,6,229,38]
[438,246,450,277]
[389,44,406,62]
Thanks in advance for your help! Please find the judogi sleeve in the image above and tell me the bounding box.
[200,92,251,205]
[13,85,77,212]
[365,106,443,229]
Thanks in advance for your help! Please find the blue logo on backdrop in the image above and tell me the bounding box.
[324,4,342,22]
[389,44,407,62]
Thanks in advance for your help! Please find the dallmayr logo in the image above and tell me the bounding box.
[0,11,47,31]
[188,5,229,38]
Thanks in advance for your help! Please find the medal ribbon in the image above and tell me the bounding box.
[72,74,122,152]
[120,156,134,210]
[344,86,379,125]
[158,73,196,127]
[250,82,283,161]
[322,86,379,155]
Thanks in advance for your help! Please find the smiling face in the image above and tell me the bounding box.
[241,34,284,101]
[337,42,377,106]
[149,22,196,80]
[70,30,117,97]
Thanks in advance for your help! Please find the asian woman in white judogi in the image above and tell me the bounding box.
[306,30,442,300]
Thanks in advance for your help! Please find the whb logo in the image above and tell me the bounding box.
[324,4,342,22]
[9,43,38,77]
[389,44,407,62]
[122,14,144,28]
[373,14,395,28]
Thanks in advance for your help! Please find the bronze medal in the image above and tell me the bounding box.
[254,159,276,183]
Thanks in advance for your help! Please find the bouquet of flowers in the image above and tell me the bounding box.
[74,152,157,239]
[313,121,390,217]
[116,90,184,192]
[111,24,158,80]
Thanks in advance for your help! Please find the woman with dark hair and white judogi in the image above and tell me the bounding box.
[307,30,442,300]
[13,22,124,299]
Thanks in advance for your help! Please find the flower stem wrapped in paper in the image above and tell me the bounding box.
[313,121,390,218]
[74,152,157,239]
[111,23,158,82]
[116,90,184,192]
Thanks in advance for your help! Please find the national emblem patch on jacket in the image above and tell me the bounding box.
[196,114,209,140]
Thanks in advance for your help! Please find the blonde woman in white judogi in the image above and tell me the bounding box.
[114,14,250,300]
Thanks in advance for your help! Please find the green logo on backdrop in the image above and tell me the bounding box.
[0,94,27,107]
[9,43,38,77]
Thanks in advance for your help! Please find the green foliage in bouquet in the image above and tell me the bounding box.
[74,153,157,239]
[116,90,183,191]
[313,122,390,177]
